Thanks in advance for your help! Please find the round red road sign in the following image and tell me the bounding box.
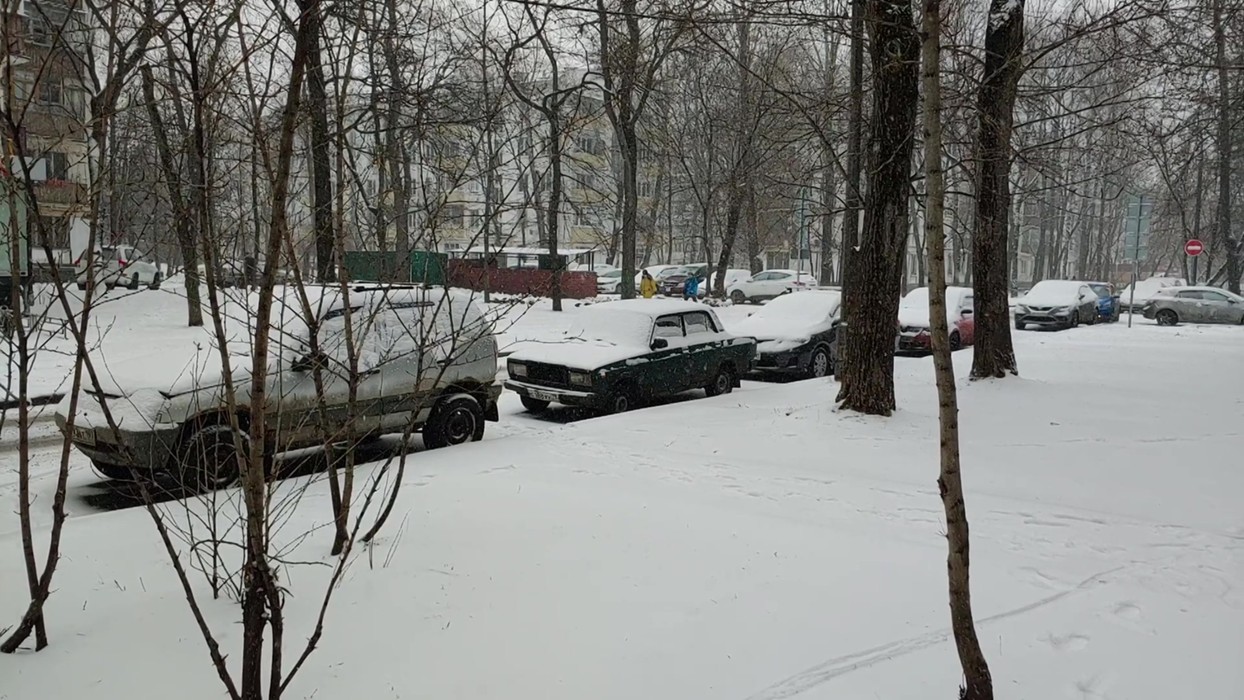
[1185,239,1205,256]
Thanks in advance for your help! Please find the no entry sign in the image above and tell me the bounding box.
[1185,239,1205,257]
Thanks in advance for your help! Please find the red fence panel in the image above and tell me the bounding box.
[447,260,598,299]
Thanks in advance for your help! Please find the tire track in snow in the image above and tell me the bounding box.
[743,566,1126,700]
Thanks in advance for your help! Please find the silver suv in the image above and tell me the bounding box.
[56,285,501,490]
[1143,286,1244,326]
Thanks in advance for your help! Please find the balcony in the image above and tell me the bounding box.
[32,179,86,206]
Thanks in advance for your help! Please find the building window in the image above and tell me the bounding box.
[575,135,602,156]
[638,180,652,197]
[574,209,592,227]
[441,204,465,227]
[47,151,69,180]
[581,171,596,190]
[40,80,62,105]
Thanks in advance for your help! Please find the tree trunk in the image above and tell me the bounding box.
[305,2,336,283]
[838,0,865,291]
[1214,0,1239,293]
[141,69,203,327]
[548,111,565,311]
[835,0,919,416]
[384,0,410,280]
[922,1,994,696]
[969,0,1025,380]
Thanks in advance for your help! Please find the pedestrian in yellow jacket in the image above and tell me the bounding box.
[639,270,657,298]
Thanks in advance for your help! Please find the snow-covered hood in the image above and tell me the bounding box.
[508,339,645,371]
[1019,288,1079,307]
[897,305,931,328]
[731,316,826,343]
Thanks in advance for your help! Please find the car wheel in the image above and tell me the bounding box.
[128,272,141,290]
[808,347,832,378]
[177,423,245,493]
[520,395,550,413]
[423,394,483,449]
[606,384,636,414]
[705,365,735,397]
[1156,309,1179,327]
[76,281,88,291]
[1015,319,1025,331]
[148,271,163,290]
[1069,313,1079,329]
[730,290,747,304]
[949,332,962,351]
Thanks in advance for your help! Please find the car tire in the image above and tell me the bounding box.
[730,290,747,305]
[423,394,483,449]
[949,332,962,351]
[177,423,245,493]
[705,365,735,397]
[606,384,636,414]
[76,281,88,291]
[129,272,141,290]
[1015,319,1025,331]
[1069,313,1079,329]
[808,347,832,378]
[1156,309,1179,327]
[148,271,163,290]
[520,395,550,413]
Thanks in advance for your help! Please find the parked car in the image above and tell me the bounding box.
[1117,276,1186,312]
[1014,280,1099,330]
[727,269,818,304]
[597,268,623,294]
[709,268,754,296]
[505,299,756,414]
[1087,282,1121,322]
[732,289,841,378]
[55,285,502,490]
[633,264,683,287]
[896,286,975,352]
[1142,286,1244,326]
[76,244,162,291]
[658,268,707,297]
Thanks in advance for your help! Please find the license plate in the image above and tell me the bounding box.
[72,425,95,446]
[528,389,557,402]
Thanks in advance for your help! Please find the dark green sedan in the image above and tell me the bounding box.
[505,300,756,414]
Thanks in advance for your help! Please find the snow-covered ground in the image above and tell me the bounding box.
[1,287,1242,700]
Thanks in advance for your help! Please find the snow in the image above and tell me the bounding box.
[2,290,1243,700]
[1019,280,1086,307]
[1117,277,1186,305]
[897,286,969,328]
[732,290,838,342]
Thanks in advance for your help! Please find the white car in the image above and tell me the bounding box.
[1117,276,1186,312]
[76,244,162,291]
[727,269,818,304]
[597,268,623,294]
[707,268,753,296]
[633,264,684,286]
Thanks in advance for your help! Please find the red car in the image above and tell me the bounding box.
[896,286,975,352]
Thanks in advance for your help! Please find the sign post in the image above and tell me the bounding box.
[1123,194,1152,328]
[1185,238,1205,285]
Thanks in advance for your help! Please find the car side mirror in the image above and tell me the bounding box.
[651,337,669,350]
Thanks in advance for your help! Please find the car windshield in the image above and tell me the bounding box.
[1089,284,1111,299]
[565,308,652,347]
[601,269,622,279]
[755,290,841,321]
[899,287,929,309]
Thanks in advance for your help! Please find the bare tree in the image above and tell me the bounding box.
[922,0,994,695]
[969,0,1025,379]
[835,0,919,416]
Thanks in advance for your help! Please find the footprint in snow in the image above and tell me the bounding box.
[1044,632,1090,651]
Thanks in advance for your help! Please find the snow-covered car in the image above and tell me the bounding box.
[597,268,624,294]
[1014,280,1099,330]
[896,286,975,353]
[75,244,162,291]
[633,264,683,286]
[1142,286,1244,326]
[1117,276,1186,312]
[505,300,756,414]
[727,269,818,304]
[708,268,753,296]
[658,268,706,297]
[732,289,841,378]
[55,286,502,490]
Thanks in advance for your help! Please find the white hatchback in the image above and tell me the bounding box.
[76,244,162,291]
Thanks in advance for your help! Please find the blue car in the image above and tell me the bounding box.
[1087,282,1120,323]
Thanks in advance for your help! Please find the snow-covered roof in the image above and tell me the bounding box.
[461,246,600,257]
[588,299,709,317]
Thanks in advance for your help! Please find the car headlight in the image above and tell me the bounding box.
[510,362,528,377]
[568,370,592,387]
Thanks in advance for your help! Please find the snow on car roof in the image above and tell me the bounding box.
[586,299,708,317]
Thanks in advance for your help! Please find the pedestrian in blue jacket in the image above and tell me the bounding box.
[683,275,700,301]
